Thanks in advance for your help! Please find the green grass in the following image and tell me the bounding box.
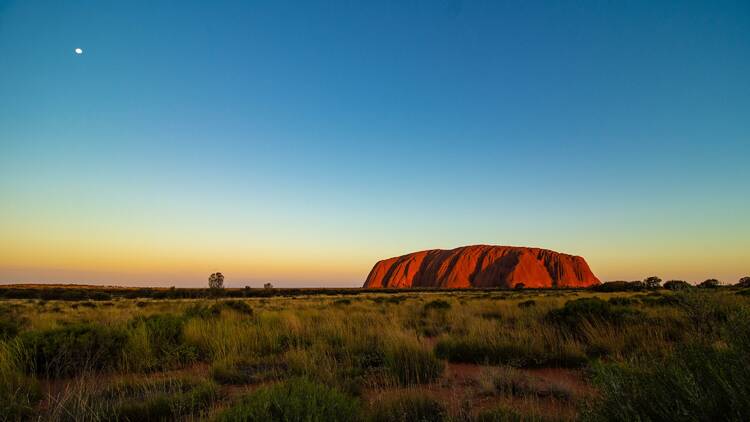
[216,378,360,422]
[0,288,748,420]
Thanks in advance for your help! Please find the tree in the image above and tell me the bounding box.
[698,278,719,288]
[264,282,274,289]
[643,276,662,289]
[208,272,225,289]
[514,283,525,290]
[737,277,750,288]
[663,280,691,290]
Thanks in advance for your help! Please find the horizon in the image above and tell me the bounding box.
[2,0,749,288]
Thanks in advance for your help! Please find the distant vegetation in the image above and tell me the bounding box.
[1,281,750,420]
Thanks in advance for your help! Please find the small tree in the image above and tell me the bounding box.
[209,272,225,289]
[737,276,750,288]
[698,278,720,288]
[643,276,662,289]
[263,282,274,289]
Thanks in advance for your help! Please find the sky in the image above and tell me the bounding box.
[1,0,749,287]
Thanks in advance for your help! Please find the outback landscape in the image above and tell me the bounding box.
[3,1,749,421]
[2,273,750,421]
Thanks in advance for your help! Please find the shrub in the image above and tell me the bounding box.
[369,391,446,422]
[423,300,451,312]
[19,323,128,377]
[384,340,443,385]
[183,303,220,319]
[115,380,216,421]
[0,306,25,340]
[435,337,586,368]
[128,314,198,370]
[216,300,253,316]
[586,344,750,421]
[738,277,750,288]
[643,276,662,289]
[211,358,288,385]
[215,378,360,422]
[592,281,645,292]
[546,298,637,330]
[518,300,536,308]
[698,279,720,288]
[607,297,636,306]
[663,280,691,290]
[0,370,41,420]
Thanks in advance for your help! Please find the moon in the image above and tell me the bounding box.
[75,48,83,54]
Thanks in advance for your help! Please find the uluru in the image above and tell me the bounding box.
[363,245,600,289]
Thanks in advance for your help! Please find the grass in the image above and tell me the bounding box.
[216,378,360,422]
[0,288,748,420]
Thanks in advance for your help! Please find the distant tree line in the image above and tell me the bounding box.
[592,276,748,292]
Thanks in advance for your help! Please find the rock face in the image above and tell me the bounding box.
[363,245,599,289]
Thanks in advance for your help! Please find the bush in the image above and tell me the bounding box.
[130,314,198,369]
[546,298,637,330]
[592,281,645,292]
[738,277,750,288]
[369,391,446,422]
[115,380,216,421]
[0,306,25,340]
[423,300,451,312]
[215,378,360,422]
[518,300,536,308]
[643,276,662,289]
[663,280,691,290]
[586,344,750,421]
[607,297,636,306]
[216,300,253,316]
[384,340,443,385]
[698,279,720,288]
[211,358,288,385]
[435,337,586,368]
[586,298,750,421]
[0,371,41,420]
[19,323,128,377]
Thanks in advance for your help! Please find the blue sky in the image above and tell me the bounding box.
[1,0,749,287]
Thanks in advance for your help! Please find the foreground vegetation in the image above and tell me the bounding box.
[1,285,749,421]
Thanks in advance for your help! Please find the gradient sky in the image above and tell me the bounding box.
[1,0,749,287]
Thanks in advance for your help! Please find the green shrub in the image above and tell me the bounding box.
[115,381,216,421]
[216,378,360,422]
[183,303,220,319]
[215,300,254,316]
[0,306,24,340]
[586,301,750,421]
[384,341,443,385]
[0,371,41,420]
[698,279,720,288]
[663,280,691,290]
[211,358,288,385]
[607,297,636,306]
[19,323,128,377]
[368,391,446,422]
[130,314,198,369]
[546,298,637,331]
[435,337,586,368]
[423,300,451,312]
